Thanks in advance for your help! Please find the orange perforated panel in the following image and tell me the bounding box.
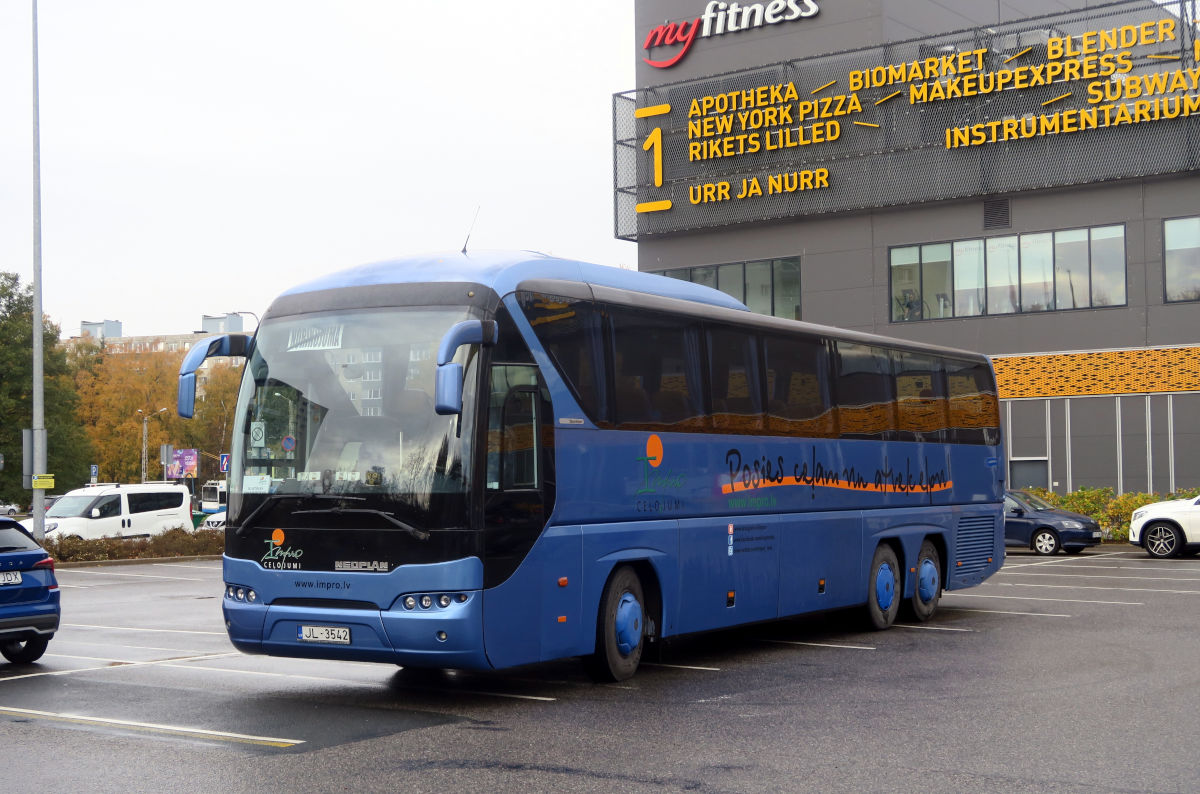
[992,347,1200,399]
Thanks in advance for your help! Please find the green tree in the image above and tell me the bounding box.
[0,272,95,504]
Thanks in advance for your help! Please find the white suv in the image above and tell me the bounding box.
[24,483,193,542]
[1130,495,1200,558]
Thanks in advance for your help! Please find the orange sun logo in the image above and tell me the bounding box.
[646,434,663,468]
[272,528,285,547]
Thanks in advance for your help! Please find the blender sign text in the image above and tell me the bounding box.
[644,0,820,69]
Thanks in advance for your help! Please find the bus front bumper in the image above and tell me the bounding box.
[223,595,491,669]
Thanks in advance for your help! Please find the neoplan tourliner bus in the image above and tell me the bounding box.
[178,251,1004,681]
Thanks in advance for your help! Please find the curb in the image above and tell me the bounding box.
[54,554,222,569]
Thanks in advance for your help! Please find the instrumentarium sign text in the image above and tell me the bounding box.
[633,17,1200,218]
[643,0,820,68]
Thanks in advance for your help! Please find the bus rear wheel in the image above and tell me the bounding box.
[908,540,941,622]
[588,565,645,682]
[866,544,900,630]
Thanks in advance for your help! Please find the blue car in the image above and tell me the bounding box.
[0,518,60,664]
[1004,490,1103,555]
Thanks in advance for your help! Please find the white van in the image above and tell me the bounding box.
[24,483,193,541]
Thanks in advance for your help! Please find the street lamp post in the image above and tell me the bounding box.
[138,408,167,483]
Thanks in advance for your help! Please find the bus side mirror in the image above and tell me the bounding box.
[177,334,252,418]
[434,320,498,415]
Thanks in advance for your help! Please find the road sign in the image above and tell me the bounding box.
[32,474,54,489]
[219,453,230,473]
[90,464,98,478]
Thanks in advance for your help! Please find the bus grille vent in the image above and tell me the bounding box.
[955,515,995,574]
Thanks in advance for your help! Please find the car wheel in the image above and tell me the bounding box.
[907,539,941,622]
[588,565,645,682]
[1,637,50,664]
[866,544,901,630]
[1032,528,1060,555]
[5,508,15,516]
[1144,523,1181,559]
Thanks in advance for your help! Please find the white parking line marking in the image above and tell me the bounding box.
[894,624,973,632]
[993,582,1200,595]
[0,706,304,747]
[63,624,226,636]
[151,563,221,570]
[760,639,876,650]
[943,592,1141,605]
[55,570,203,582]
[46,653,145,663]
[1000,571,1200,583]
[1008,563,1200,574]
[57,640,214,654]
[0,652,240,682]
[941,607,1071,618]
[642,662,721,671]
[161,664,559,701]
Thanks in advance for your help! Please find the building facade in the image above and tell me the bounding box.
[619,0,1200,493]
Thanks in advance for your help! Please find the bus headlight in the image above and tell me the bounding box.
[420,595,433,609]
[403,596,417,610]
[438,594,452,608]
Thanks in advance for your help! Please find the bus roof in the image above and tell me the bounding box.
[275,250,749,313]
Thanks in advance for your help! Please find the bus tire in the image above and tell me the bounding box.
[908,540,941,622]
[866,544,900,630]
[588,565,645,682]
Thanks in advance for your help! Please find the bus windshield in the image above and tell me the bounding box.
[227,306,480,533]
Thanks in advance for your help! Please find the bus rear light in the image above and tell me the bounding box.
[558,577,568,587]
[224,584,257,603]
[455,593,468,603]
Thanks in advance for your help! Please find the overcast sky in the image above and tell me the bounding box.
[0,2,636,338]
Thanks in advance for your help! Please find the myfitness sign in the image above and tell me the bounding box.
[615,0,1200,241]
[643,0,820,68]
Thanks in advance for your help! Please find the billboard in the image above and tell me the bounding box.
[166,448,199,479]
[614,0,1200,241]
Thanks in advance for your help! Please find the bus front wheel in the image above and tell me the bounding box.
[589,565,645,682]
[866,544,900,630]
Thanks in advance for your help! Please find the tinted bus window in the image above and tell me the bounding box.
[834,342,896,439]
[764,333,836,438]
[946,358,1001,445]
[608,306,704,431]
[517,292,606,423]
[708,326,763,434]
[893,352,948,442]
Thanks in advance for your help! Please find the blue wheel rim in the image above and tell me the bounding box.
[917,558,939,603]
[874,562,896,612]
[614,592,643,656]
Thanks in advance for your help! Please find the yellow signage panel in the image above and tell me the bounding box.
[32,474,54,489]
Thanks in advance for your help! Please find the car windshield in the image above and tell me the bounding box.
[46,494,98,518]
[228,306,481,531]
[1016,490,1055,510]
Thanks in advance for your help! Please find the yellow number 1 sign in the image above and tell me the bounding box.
[635,104,672,214]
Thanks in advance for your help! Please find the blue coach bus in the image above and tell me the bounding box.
[178,250,1004,681]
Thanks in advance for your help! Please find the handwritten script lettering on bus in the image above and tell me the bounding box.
[723,447,951,496]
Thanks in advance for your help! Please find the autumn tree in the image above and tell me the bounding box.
[73,346,243,485]
[0,272,94,504]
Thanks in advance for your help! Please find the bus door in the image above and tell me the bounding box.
[481,361,569,668]
[676,514,781,634]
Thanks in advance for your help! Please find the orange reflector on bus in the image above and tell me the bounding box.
[557,577,568,587]
[557,616,567,623]
[956,561,962,567]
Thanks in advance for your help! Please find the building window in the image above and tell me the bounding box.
[659,257,802,320]
[890,224,1126,322]
[1165,217,1200,302]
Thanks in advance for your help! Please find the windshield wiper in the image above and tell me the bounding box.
[290,507,430,541]
[233,493,357,536]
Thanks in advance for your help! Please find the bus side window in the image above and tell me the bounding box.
[946,358,1001,445]
[501,389,539,490]
[607,305,705,431]
[763,334,836,438]
[708,325,763,434]
[834,342,897,440]
[893,351,948,442]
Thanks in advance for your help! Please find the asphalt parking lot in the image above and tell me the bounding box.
[1,545,1198,793]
